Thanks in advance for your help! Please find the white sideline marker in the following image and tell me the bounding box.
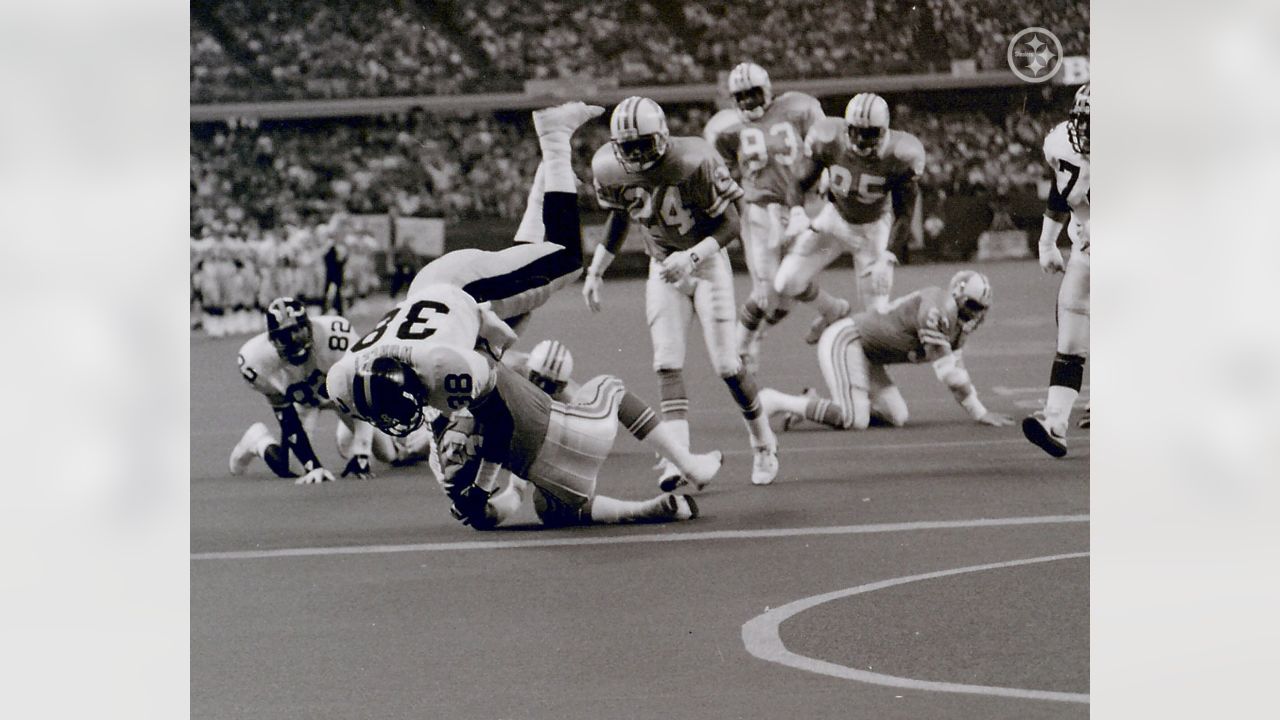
[192,514,1088,561]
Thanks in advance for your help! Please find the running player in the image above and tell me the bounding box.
[1022,84,1091,457]
[759,271,1013,431]
[713,62,850,371]
[229,297,398,483]
[775,93,925,316]
[584,95,779,487]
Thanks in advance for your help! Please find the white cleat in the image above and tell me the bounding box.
[656,457,687,493]
[1022,412,1068,458]
[751,447,779,485]
[670,494,699,521]
[533,101,605,137]
[230,422,271,475]
[679,450,722,492]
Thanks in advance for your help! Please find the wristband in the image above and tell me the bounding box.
[960,391,987,420]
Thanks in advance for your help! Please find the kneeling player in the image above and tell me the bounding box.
[229,297,401,484]
[759,271,1013,430]
[352,346,722,530]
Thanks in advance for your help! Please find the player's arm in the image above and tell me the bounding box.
[916,300,1010,426]
[324,317,376,478]
[659,159,744,282]
[796,121,835,193]
[1037,176,1070,274]
[890,138,926,247]
[583,172,630,311]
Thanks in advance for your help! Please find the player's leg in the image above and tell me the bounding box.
[851,212,896,313]
[736,203,789,372]
[868,363,909,427]
[776,203,853,342]
[647,258,694,450]
[512,162,546,244]
[606,376,723,491]
[1024,249,1090,457]
[229,420,296,478]
[693,250,779,485]
[816,318,872,429]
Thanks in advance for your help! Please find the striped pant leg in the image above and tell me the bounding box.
[815,318,871,430]
[692,250,741,377]
[527,375,626,508]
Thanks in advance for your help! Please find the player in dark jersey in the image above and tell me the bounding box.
[713,62,850,371]
[776,93,926,316]
[760,272,1013,431]
[584,95,780,487]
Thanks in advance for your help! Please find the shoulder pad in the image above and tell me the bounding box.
[238,332,278,370]
[1043,122,1071,164]
[591,144,626,185]
[668,136,719,175]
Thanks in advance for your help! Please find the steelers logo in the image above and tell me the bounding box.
[1007,27,1064,84]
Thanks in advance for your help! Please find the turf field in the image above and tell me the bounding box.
[192,259,1089,719]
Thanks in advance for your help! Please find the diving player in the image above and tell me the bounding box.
[759,271,1013,431]
[775,93,925,316]
[229,297,398,484]
[1022,84,1091,458]
[422,340,716,529]
[713,62,850,371]
[584,95,780,487]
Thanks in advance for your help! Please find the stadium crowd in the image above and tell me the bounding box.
[191,0,1089,103]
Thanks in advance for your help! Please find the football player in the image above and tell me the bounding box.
[229,297,398,484]
[583,96,780,487]
[775,93,925,316]
[1022,84,1091,458]
[759,271,1013,431]
[713,62,850,371]
[504,338,579,401]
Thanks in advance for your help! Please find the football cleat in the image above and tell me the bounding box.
[751,447,779,485]
[671,493,699,521]
[230,422,271,475]
[532,100,605,138]
[804,298,850,345]
[1078,405,1090,429]
[681,450,723,492]
[783,388,818,431]
[657,457,686,493]
[1022,412,1068,458]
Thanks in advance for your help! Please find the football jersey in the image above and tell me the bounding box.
[807,118,926,225]
[1044,121,1091,250]
[713,91,826,206]
[237,314,358,409]
[851,287,966,365]
[467,362,552,480]
[592,136,744,260]
[326,283,492,419]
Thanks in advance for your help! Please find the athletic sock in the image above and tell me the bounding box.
[588,494,669,524]
[657,368,689,423]
[1045,352,1086,427]
[724,369,775,449]
[739,298,765,332]
[513,163,547,243]
[805,395,846,429]
[618,390,660,440]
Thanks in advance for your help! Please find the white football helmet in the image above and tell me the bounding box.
[727,62,772,121]
[525,339,574,397]
[610,96,669,173]
[1068,83,1089,156]
[844,93,891,157]
[949,270,993,332]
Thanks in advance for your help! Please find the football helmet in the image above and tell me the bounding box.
[610,96,669,173]
[949,270,993,332]
[727,62,772,121]
[265,297,313,365]
[1068,83,1089,156]
[352,355,428,437]
[526,339,574,397]
[844,93,891,157]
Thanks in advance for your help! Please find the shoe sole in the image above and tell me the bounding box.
[682,494,699,520]
[1021,417,1067,458]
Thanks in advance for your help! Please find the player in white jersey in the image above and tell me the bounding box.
[229,297,400,484]
[712,63,851,372]
[1022,85,1091,458]
[760,272,1012,431]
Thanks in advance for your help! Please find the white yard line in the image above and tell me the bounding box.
[192,514,1087,561]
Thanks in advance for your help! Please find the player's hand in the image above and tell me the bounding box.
[478,304,518,353]
[976,411,1015,427]
[296,467,336,485]
[784,205,810,238]
[582,273,604,313]
[341,454,375,479]
[660,250,696,283]
[1038,245,1065,274]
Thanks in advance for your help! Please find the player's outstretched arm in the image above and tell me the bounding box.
[583,211,628,312]
[272,404,334,484]
[928,349,1013,426]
